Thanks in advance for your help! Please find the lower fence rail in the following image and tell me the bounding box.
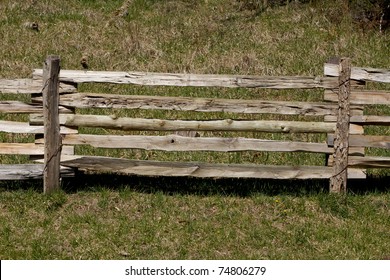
[0,164,74,180]
[57,156,367,180]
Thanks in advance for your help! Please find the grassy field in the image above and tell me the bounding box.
[0,0,389,259]
[1,178,389,259]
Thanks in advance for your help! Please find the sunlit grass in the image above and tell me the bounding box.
[0,187,389,259]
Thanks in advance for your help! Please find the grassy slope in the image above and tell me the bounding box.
[0,0,389,259]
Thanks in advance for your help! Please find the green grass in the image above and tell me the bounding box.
[0,0,390,259]
[0,182,389,259]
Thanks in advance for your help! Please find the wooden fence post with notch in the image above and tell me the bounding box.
[42,55,61,193]
[329,57,351,194]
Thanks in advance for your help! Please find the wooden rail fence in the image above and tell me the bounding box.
[1,56,389,193]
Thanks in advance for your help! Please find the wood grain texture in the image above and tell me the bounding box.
[58,157,360,179]
[324,63,390,83]
[0,143,44,155]
[330,58,351,194]
[348,156,390,168]
[59,134,333,153]
[0,78,76,94]
[50,92,339,116]
[60,156,366,179]
[324,90,390,105]
[0,120,77,134]
[328,134,390,149]
[33,69,339,89]
[0,101,73,114]
[0,164,74,180]
[325,115,390,125]
[42,55,61,193]
[29,114,363,134]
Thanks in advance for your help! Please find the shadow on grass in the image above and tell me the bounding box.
[1,173,389,197]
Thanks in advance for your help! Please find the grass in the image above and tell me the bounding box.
[0,180,389,259]
[0,0,390,259]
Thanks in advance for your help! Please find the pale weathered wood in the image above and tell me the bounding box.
[60,156,366,179]
[348,156,390,168]
[328,134,390,149]
[45,92,341,116]
[0,101,43,113]
[324,90,390,105]
[0,164,74,180]
[0,78,76,94]
[0,143,44,155]
[58,134,333,153]
[0,101,73,114]
[330,58,351,194]
[37,134,363,156]
[29,114,363,134]
[325,115,390,125]
[33,145,74,156]
[33,69,339,89]
[1,120,45,134]
[0,120,77,134]
[33,155,82,163]
[42,55,61,193]
[324,63,390,83]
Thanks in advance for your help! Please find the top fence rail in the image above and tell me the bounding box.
[324,64,390,83]
[33,69,339,89]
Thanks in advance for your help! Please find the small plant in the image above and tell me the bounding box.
[349,0,390,32]
[43,190,67,212]
[237,0,318,12]
[236,0,267,12]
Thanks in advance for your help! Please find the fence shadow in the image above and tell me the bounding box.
[1,173,389,196]
[59,173,389,197]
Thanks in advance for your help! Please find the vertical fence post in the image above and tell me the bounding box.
[43,55,61,193]
[329,58,351,194]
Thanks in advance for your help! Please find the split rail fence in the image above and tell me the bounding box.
[1,56,390,193]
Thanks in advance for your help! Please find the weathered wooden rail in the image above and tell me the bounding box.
[1,56,389,193]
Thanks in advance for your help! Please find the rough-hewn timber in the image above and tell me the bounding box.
[0,78,76,94]
[348,156,390,168]
[0,101,73,114]
[43,92,342,116]
[33,69,339,89]
[328,134,390,149]
[0,120,77,134]
[42,55,61,193]
[0,164,74,180]
[324,90,390,105]
[324,64,390,83]
[60,156,366,179]
[0,143,44,155]
[325,115,390,125]
[58,134,333,153]
[330,58,351,194]
[29,114,364,134]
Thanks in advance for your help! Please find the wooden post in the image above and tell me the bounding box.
[329,58,351,194]
[43,55,61,193]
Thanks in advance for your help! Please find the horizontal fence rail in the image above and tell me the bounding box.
[58,156,366,180]
[0,164,74,180]
[41,134,334,154]
[324,64,390,83]
[33,69,340,89]
[0,78,76,94]
[35,92,343,116]
[29,114,363,134]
